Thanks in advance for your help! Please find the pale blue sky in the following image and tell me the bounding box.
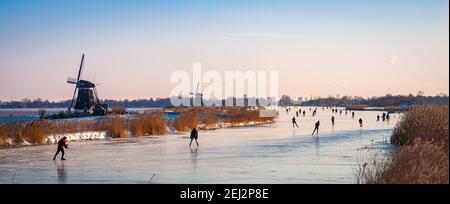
[0,0,448,100]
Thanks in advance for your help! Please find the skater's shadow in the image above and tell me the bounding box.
[54,161,67,184]
[313,136,320,158]
[190,147,198,172]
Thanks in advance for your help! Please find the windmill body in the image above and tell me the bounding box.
[67,54,108,115]
[190,82,203,106]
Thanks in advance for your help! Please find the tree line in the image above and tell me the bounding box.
[1,94,448,109]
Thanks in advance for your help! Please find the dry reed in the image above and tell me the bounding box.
[356,105,449,184]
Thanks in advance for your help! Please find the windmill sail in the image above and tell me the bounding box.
[69,54,85,111]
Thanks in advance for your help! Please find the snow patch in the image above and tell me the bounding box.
[45,131,107,144]
[199,120,274,130]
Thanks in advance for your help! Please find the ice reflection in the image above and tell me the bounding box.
[55,161,67,184]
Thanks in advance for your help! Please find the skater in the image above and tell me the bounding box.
[386,113,390,121]
[189,128,199,147]
[331,116,335,126]
[292,117,299,128]
[302,111,306,117]
[382,113,386,121]
[53,137,68,160]
[352,112,355,118]
[359,118,363,127]
[312,120,320,135]
[296,111,299,117]
[377,115,380,122]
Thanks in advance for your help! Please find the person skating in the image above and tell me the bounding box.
[53,137,69,160]
[312,120,320,135]
[292,117,299,128]
[359,118,363,127]
[189,128,199,147]
[331,116,335,126]
[377,115,380,122]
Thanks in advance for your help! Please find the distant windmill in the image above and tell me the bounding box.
[67,54,108,115]
[190,82,203,106]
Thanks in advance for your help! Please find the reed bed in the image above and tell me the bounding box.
[172,106,275,132]
[101,117,129,138]
[1,106,275,146]
[111,106,127,115]
[224,107,275,124]
[391,105,448,147]
[129,111,167,136]
[383,106,410,112]
[356,105,449,184]
[173,110,199,132]
[0,113,168,147]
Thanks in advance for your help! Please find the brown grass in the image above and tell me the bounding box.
[101,116,129,138]
[111,106,127,115]
[391,105,448,147]
[378,140,448,184]
[224,107,275,124]
[0,124,9,146]
[356,105,449,184]
[202,113,218,125]
[174,110,199,132]
[0,106,275,147]
[0,113,170,146]
[172,106,275,131]
[0,121,55,146]
[129,111,167,136]
[383,106,411,112]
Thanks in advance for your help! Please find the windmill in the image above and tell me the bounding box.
[67,54,108,115]
[190,81,203,106]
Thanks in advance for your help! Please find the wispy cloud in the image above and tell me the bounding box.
[388,56,398,65]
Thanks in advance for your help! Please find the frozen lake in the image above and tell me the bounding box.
[0,107,399,184]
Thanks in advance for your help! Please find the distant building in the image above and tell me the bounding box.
[296,97,304,105]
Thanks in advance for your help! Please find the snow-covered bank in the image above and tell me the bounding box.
[0,131,108,147]
[45,131,107,144]
[198,120,275,130]
[0,120,274,148]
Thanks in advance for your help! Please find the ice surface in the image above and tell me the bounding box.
[0,107,400,184]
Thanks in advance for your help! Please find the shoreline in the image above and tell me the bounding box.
[0,119,275,149]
